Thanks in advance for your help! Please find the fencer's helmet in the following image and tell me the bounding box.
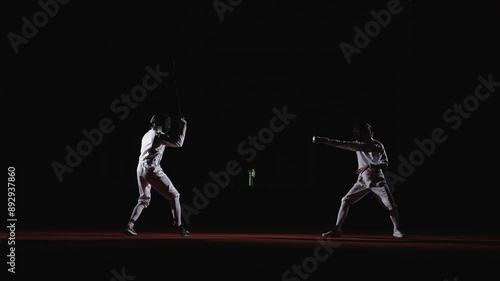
[150,113,171,133]
[353,123,373,141]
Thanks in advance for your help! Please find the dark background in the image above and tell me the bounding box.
[4,0,499,238]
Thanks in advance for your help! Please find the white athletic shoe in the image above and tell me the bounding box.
[393,228,405,238]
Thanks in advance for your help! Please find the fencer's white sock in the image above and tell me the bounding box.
[389,208,400,230]
[171,197,182,227]
[335,201,349,229]
[128,203,145,228]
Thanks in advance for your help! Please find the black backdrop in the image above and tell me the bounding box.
[4,1,499,236]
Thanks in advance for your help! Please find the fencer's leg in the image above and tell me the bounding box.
[323,183,370,238]
[127,202,146,229]
[336,183,370,229]
[389,208,401,230]
[335,200,349,229]
[170,196,182,227]
[147,169,180,224]
[371,185,405,238]
[390,209,404,238]
[146,168,189,236]
[168,194,190,236]
[125,171,151,235]
[322,200,349,238]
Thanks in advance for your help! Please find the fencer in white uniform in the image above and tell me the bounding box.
[313,123,405,238]
[124,113,190,236]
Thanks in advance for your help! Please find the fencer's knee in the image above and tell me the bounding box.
[341,197,352,206]
[138,198,150,208]
[169,190,180,200]
[163,192,180,201]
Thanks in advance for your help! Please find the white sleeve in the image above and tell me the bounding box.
[158,123,186,147]
[317,138,362,151]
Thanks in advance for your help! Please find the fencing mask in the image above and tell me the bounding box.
[353,123,372,141]
[150,113,171,134]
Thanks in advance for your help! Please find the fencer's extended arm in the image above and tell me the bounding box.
[313,136,362,151]
[159,118,187,147]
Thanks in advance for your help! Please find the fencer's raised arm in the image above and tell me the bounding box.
[159,118,187,147]
[313,136,362,151]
